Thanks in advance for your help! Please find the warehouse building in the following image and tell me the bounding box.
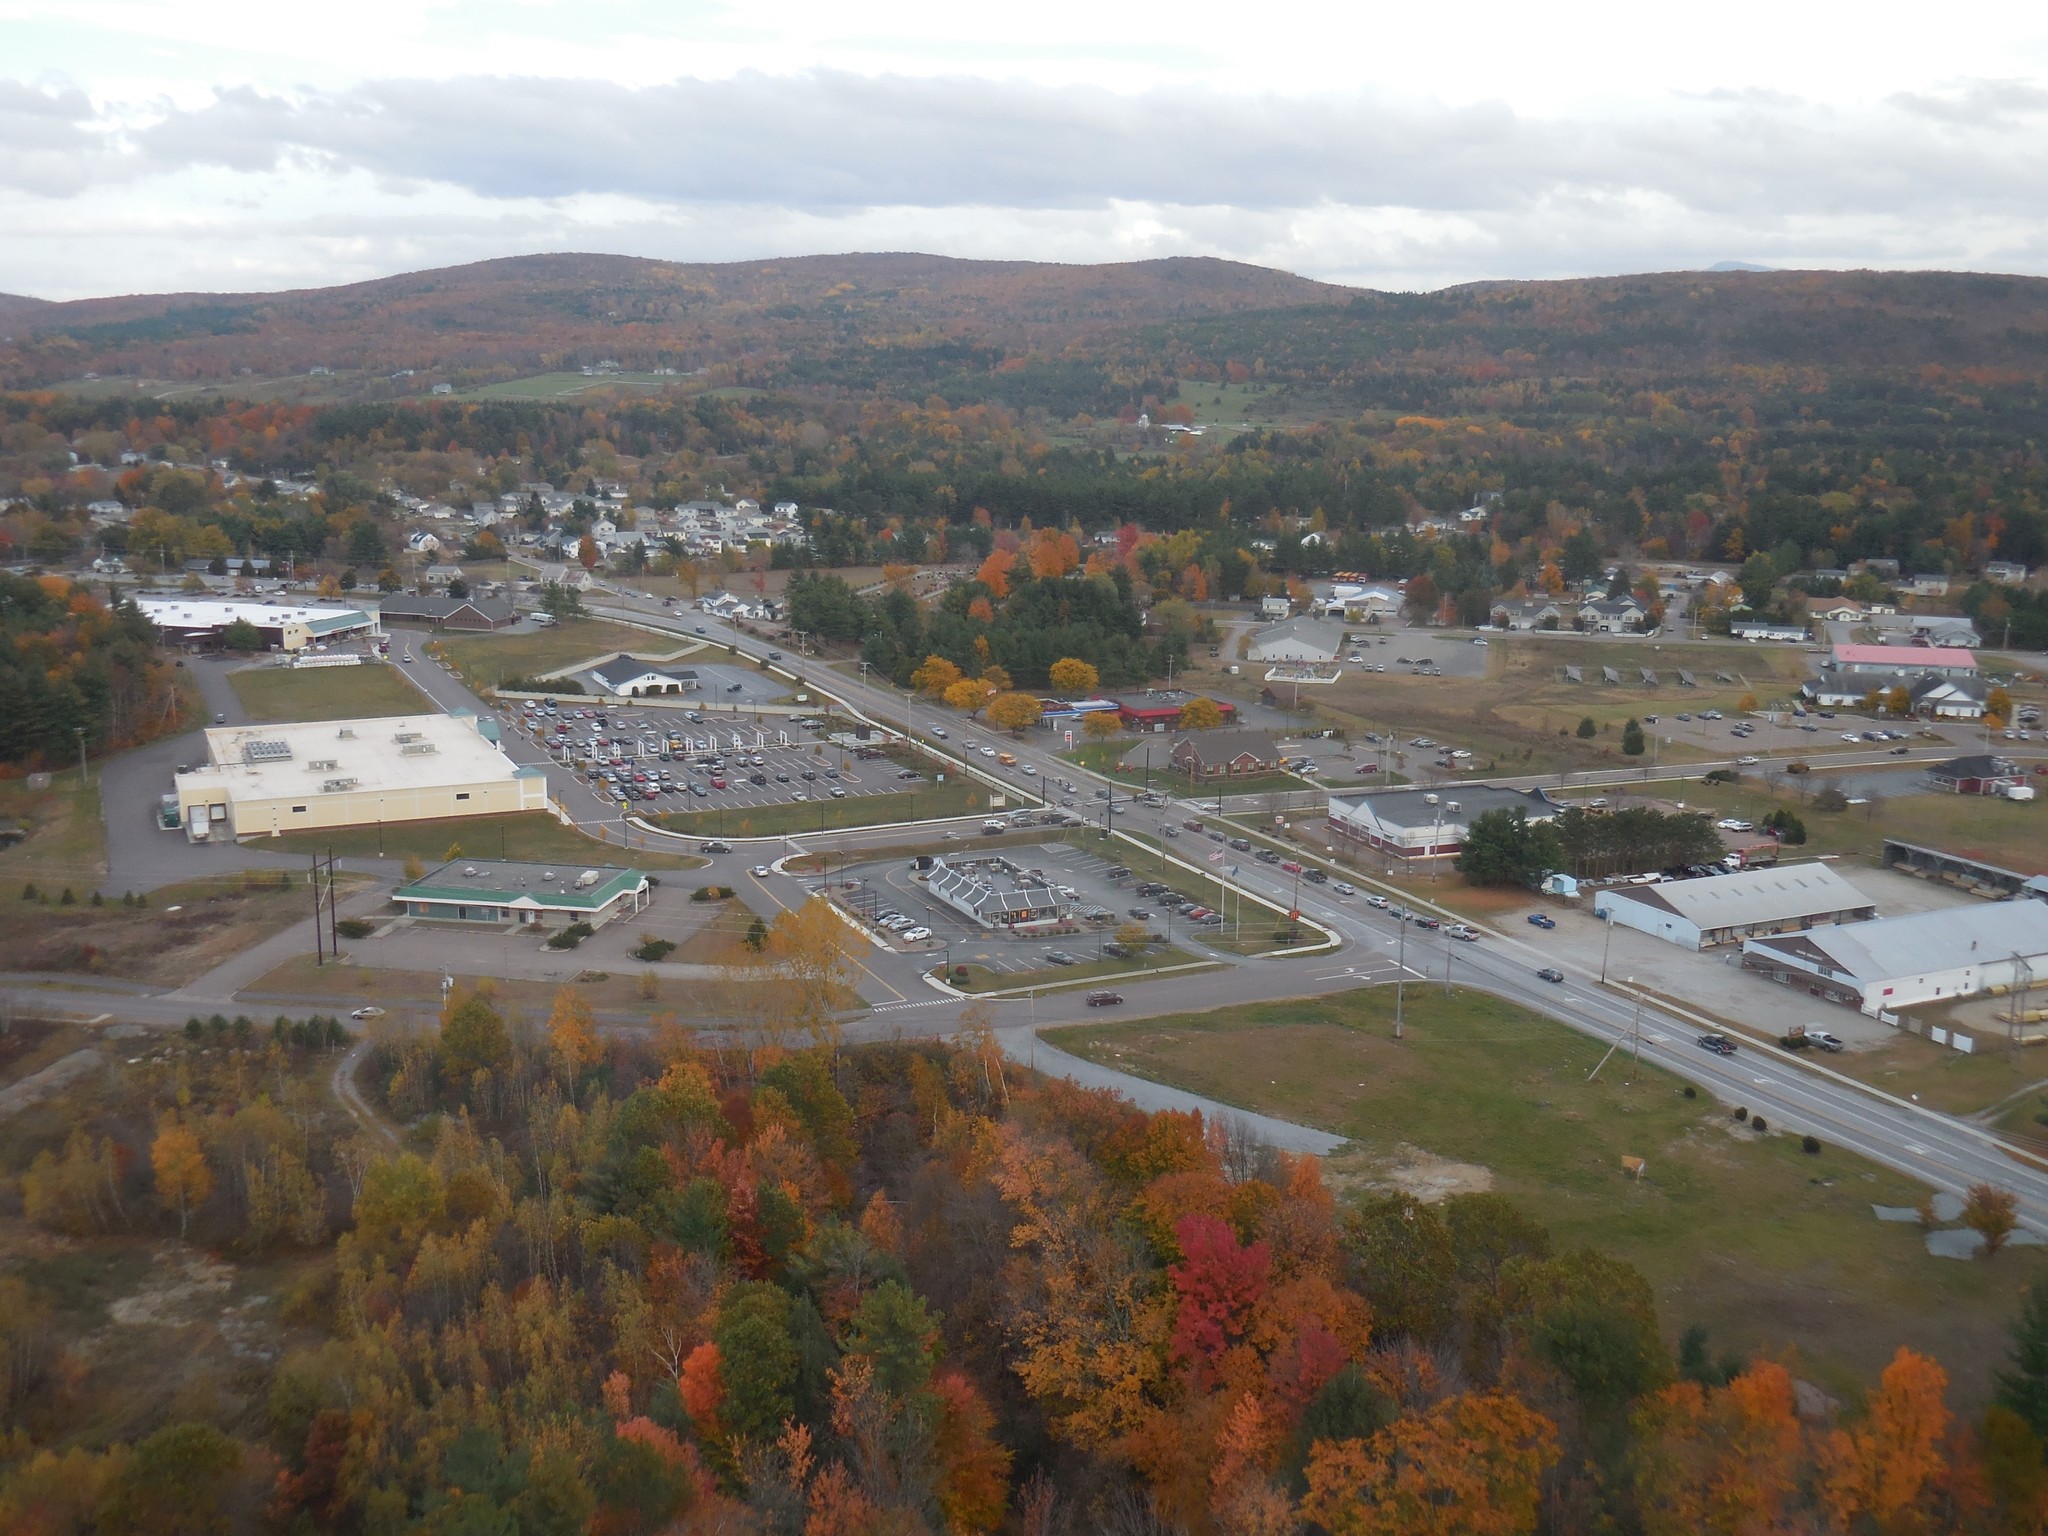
[394,859,648,928]
[138,596,376,652]
[175,712,546,841]
[589,657,700,697]
[1327,785,1559,863]
[1742,900,2048,1012]
[375,593,517,630]
[1593,863,1877,950]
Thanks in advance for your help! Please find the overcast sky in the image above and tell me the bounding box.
[5,0,2047,300]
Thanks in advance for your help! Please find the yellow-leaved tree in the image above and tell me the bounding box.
[151,1114,212,1240]
[1178,697,1225,731]
[1048,657,1100,696]
[987,692,1043,733]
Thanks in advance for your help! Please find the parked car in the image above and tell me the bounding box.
[1810,1031,1846,1052]
[1696,1033,1739,1056]
[902,927,932,942]
[1535,967,1565,984]
[1527,913,1557,929]
[1045,950,1078,966]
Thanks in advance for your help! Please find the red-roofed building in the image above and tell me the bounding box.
[1831,643,1976,676]
[1113,692,1238,733]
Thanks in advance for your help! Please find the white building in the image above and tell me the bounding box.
[138,597,376,651]
[1742,900,2048,1013]
[1247,616,1345,664]
[1327,786,1559,863]
[588,657,699,698]
[1594,864,1877,951]
[175,712,545,842]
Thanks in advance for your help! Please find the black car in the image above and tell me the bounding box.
[1535,967,1565,984]
[1046,951,1078,966]
[1696,1033,1739,1056]
[1086,991,1124,1007]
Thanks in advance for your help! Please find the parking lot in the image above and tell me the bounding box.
[507,700,938,814]
[819,840,1198,969]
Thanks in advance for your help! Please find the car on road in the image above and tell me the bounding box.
[1526,913,1557,929]
[1737,755,1760,766]
[1447,924,1480,942]
[1535,967,1565,983]
[1333,881,1356,895]
[750,864,771,878]
[350,1006,386,1020]
[1366,893,1390,909]
[1695,1033,1739,1056]
[930,726,948,738]
[1086,991,1124,1007]
[1891,745,1910,754]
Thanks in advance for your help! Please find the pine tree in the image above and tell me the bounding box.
[1996,1278,2048,1437]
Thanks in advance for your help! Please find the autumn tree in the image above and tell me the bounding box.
[151,1115,211,1240]
[944,677,996,717]
[438,992,509,1081]
[1631,1361,1805,1536]
[1964,1183,2019,1257]
[986,692,1043,733]
[1818,1347,1954,1531]
[1048,657,1099,696]
[1303,1391,1559,1536]
[1082,710,1123,742]
[1990,687,2015,727]
[578,533,600,570]
[976,549,1016,599]
[1178,697,1224,731]
[96,1422,241,1536]
[912,654,963,697]
[546,986,601,1091]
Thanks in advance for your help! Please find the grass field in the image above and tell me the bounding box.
[654,778,992,839]
[268,811,704,870]
[1045,986,2048,1409]
[452,372,679,401]
[0,777,106,891]
[951,945,1212,994]
[228,662,428,722]
[243,953,799,1020]
[436,619,678,686]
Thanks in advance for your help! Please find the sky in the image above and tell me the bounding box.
[4,0,2048,300]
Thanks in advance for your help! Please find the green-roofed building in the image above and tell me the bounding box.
[395,859,649,928]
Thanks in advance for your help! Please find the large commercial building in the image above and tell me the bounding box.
[376,594,517,630]
[1327,785,1559,863]
[1247,616,1345,664]
[925,857,1067,929]
[138,597,376,652]
[589,658,700,698]
[394,859,648,928]
[1593,863,1877,950]
[175,712,546,841]
[1742,900,2048,1012]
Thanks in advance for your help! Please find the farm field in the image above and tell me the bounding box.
[1046,986,2048,1410]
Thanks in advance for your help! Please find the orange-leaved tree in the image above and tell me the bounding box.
[1630,1360,1805,1536]
[986,692,1043,733]
[1302,1390,1559,1536]
[1818,1346,1954,1532]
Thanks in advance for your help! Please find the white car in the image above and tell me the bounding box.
[751,864,772,878]
[1333,881,1357,896]
[349,1006,386,1020]
[931,726,948,738]
[980,746,997,757]
[901,926,932,941]
[1841,733,1861,743]
[1020,763,1037,775]
[1736,755,1759,766]
[1366,894,1391,909]
[1716,818,1753,832]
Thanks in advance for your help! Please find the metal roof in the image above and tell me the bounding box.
[1833,643,1975,669]
[398,859,645,910]
[1598,862,1874,931]
[1750,900,2048,982]
[1328,785,1558,832]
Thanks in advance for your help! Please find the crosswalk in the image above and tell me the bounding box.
[869,997,953,1013]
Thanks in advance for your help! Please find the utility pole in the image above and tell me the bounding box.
[1627,977,1643,1084]
[1394,915,1406,1040]
[74,727,88,787]
[1599,912,1616,984]
[326,850,341,958]
[312,854,325,966]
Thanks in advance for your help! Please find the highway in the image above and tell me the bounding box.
[569,585,2048,1227]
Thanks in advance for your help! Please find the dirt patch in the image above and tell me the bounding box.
[1323,1142,1494,1202]
[104,1247,237,1328]
[0,873,364,986]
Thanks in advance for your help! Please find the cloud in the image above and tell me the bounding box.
[7,67,2048,295]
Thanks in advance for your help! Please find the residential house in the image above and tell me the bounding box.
[405,531,442,556]
[1260,595,1292,619]
[1909,676,1988,720]
[1168,729,1281,778]
[1490,598,1565,632]
[1577,597,1649,634]
[1854,558,1902,579]
[1906,572,1952,597]
[1986,561,2030,586]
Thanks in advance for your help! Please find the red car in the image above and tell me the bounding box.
[709,777,727,789]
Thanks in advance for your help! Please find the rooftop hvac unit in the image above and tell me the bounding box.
[320,777,359,792]
[576,869,601,888]
[393,731,422,743]
[399,742,438,755]
[541,870,558,881]
[463,867,478,877]
[337,727,355,738]
[308,758,337,770]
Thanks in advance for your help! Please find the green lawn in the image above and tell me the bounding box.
[655,778,992,839]
[1046,987,2048,1410]
[228,662,428,722]
[436,619,682,687]
[268,811,704,870]
[0,777,107,891]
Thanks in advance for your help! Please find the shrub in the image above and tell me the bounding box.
[20,881,35,901]
[632,937,678,962]
[1802,1134,1821,1154]
[546,921,596,951]
[89,891,102,907]
[1751,1116,1767,1133]
[58,887,75,905]
[1576,716,1597,739]
[1682,1085,1697,1099]
[1812,787,1849,813]
[1733,1106,1749,1122]
[336,917,375,939]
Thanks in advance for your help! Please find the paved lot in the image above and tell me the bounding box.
[1517,863,1979,1046]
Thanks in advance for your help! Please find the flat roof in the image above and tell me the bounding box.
[186,713,526,799]
[398,858,645,909]
[1749,900,2048,982]
[137,596,373,631]
[1600,862,1874,931]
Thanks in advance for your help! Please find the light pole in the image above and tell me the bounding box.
[1394,914,1406,1039]
[73,727,87,787]
[1599,911,1615,983]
